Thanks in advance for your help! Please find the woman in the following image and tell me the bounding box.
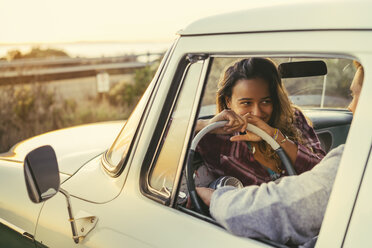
[195,58,326,186]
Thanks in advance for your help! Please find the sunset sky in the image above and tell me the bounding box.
[0,0,272,44]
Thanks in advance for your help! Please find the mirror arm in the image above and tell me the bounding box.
[59,188,79,244]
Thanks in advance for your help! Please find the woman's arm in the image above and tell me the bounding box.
[230,110,326,170]
[291,109,326,173]
[230,113,300,165]
[274,128,299,165]
[195,119,210,132]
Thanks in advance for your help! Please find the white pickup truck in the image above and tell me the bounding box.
[0,0,371,247]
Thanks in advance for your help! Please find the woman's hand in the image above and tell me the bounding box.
[198,109,247,134]
[230,113,275,142]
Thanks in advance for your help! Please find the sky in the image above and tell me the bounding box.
[0,0,269,44]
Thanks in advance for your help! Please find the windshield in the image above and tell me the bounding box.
[105,82,153,170]
[104,45,173,174]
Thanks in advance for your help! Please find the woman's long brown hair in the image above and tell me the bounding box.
[216,58,307,166]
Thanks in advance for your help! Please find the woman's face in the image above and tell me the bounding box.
[226,78,273,123]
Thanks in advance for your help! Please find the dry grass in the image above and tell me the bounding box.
[0,83,136,153]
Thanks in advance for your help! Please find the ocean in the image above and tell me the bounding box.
[0,41,173,59]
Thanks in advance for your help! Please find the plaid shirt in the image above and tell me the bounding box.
[196,109,326,186]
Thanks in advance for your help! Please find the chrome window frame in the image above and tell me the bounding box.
[140,50,359,204]
[139,54,210,203]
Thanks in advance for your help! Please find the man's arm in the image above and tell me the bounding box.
[207,145,344,245]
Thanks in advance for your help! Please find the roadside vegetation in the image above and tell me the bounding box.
[0,47,159,153]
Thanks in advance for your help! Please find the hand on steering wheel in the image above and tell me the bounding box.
[186,120,296,215]
[204,110,276,143]
[230,113,275,142]
[205,109,247,134]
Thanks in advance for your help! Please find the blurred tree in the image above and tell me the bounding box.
[5,49,23,61]
[134,66,154,95]
[3,47,69,61]
[107,62,158,107]
[22,47,69,59]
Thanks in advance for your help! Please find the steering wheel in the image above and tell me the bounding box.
[186,121,296,215]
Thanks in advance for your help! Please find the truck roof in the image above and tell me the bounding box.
[178,0,372,36]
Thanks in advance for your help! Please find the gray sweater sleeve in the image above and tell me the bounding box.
[210,145,344,245]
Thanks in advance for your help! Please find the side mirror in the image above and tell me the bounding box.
[24,145,85,244]
[24,145,60,203]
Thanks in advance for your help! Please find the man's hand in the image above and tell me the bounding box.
[196,187,215,207]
